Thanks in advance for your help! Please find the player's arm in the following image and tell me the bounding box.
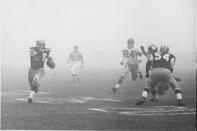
[43,48,51,58]
[170,54,176,68]
[80,53,84,67]
[67,52,72,63]
[29,47,40,61]
[120,49,127,65]
[140,46,148,56]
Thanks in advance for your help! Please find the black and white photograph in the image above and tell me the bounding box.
[1,0,196,130]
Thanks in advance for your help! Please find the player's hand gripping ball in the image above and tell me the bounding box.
[47,57,55,69]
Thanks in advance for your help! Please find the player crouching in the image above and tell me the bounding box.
[27,40,55,104]
[136,45,185,107]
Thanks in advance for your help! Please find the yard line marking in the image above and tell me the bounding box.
[74,97,122,103]
[118,109,196,113]
[36,101,51,103]
[119,111,196,116]
[97,98,122,102]
[17,90,49,95]
[89,108,109,112]
[16,98,26,101]
[70,99,87,103]
[1,91,26,96]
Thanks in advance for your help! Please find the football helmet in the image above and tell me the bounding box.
[127,38,134,49]
[148,44,158,53]
[36,39,46,49]
[160,45,169,55]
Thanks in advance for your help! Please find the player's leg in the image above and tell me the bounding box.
[112,64,130,93]
[74,62,80,82]
[70,62,77,82]
[150,83,158,101]
[136,68,160,106]
[145,60,152,77]
[136,78,156,105]
[131,64,142,81]
[28,68,45,104]
[28,68,37,104]
[168,75,185,106]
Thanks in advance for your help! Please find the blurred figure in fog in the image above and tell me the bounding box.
[67,45,84,82]
[136,45,185,106]
[112,38,143,93]
[28,39,55,104]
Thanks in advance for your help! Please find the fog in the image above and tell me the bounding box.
[1,0,196,69]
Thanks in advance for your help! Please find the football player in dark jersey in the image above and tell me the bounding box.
[140,44,158,77]
[136,45,185,106]
[27,39,54,104]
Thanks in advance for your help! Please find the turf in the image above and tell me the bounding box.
[1,66,196,130]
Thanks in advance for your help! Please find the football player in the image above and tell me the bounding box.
[112,38,143,93]
[136,45,185,106]
[28,40,55,104]
[67,45,84,82]
[140,44,158,77]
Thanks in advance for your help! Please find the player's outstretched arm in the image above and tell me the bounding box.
[140,46,148,56]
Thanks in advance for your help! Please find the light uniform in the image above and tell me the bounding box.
[121,47,142,81]
[68,51,83,76]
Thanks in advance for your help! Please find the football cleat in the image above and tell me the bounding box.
[28,98,33,104]
[136,99,145,106]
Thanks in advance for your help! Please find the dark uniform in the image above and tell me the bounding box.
[28,47,49,93]
[148,52,179,93]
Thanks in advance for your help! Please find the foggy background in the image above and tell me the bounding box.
[1,0,196,69]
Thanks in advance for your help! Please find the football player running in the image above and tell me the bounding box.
[67,45,84,82]
[136,45,185,106]
[28,40,55,104]
[112,38,143,93]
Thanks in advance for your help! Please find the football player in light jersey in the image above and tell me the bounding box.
[140,44,158,77]
[67,45,84,82]
[136,45,185,106]
[112,38,143,93]
[28,40,55,104]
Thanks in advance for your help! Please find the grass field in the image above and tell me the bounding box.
[1,66,196,130]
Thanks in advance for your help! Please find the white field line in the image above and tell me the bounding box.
[117,109,196,113]
[119,112,196,116]
[36,101,51,103]
[1,90,49,96]
[73,97,122,102]
[88,108,109,112]
[17,90,49,95]
[1,92,26,96]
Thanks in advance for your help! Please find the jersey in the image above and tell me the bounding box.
[122,47,142,65]
[29,47,49,69]
[68,51,84,63]
[152,52,176,70]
